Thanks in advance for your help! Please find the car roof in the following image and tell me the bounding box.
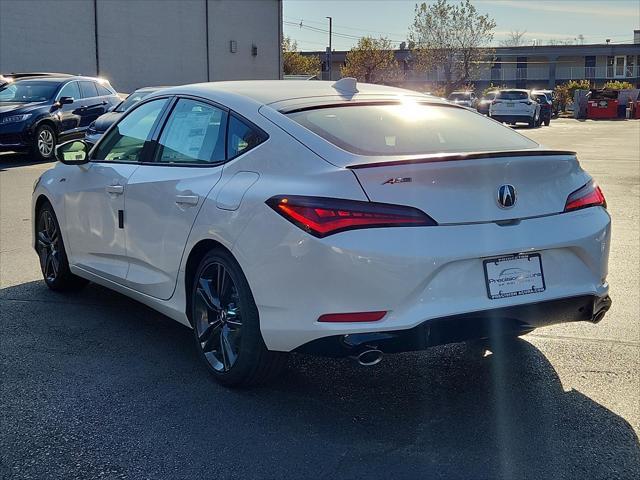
[7,75,109,84]
[154,80,447,109]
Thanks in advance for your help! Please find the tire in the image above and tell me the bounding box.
[32,124,57,161]
[544,118,550,126]
[36,202,88,291]
[190,249,287,387]
[528,116,535,128]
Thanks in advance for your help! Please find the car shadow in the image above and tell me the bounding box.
[0,152,53,171]
[1,280,639,479]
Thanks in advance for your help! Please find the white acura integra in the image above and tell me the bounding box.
[32,79,611,386]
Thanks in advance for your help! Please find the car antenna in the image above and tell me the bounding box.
[331,77,358,94]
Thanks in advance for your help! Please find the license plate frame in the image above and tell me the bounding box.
[483,253,546,300]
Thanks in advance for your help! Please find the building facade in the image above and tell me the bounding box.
[0,0,282,93]
[307,35,640,92]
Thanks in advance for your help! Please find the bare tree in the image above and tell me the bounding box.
[409,0,496,94]
[499,30,527,47]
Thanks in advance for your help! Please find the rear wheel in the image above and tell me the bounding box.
[544,118,550,126]
[191,249,287,387]
[36,203,88,291]
[33,124,56,160]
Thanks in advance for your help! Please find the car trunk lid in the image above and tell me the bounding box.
[348,151,588,224]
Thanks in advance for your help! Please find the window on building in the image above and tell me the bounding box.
[585,56,596,79]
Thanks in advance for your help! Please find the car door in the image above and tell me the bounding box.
[124,97,228,299]
[78,81,108,128]
[55,81,83,138]
[62,97,171,284]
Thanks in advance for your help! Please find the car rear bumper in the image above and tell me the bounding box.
[296,294,612,356]
[490,114,533,124]
[234,205,611,352]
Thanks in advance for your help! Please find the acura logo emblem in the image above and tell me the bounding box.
[497,184,517,208]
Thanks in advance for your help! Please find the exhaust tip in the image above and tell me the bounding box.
[355,349,383,366]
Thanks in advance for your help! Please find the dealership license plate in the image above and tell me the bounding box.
[483,253,545,300]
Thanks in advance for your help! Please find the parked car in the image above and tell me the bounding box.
[447,91,478,108]
[477,90,498,115]
[33,79,611,386]
[85,87,164,144]
[0,75,120,159]
[489,89,541,128]
[533,92,552,126]
[533,89,559,117]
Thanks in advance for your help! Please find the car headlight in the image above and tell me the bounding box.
[1,113,32,124]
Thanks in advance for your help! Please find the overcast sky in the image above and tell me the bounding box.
[283,0,639,51]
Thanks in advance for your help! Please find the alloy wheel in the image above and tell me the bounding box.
[194,262,243,372]
[37,210,60,282]
[38,129,54,157]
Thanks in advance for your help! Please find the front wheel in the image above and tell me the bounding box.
[191,249,287,387]
[36,203,88,291]
[33,124,56,160]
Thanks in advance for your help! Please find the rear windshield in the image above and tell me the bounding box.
[496,91,529,100]
[287,103,538,156]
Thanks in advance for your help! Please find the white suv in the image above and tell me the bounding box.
[489,89,541,128]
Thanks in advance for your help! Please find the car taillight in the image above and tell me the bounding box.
[266,195,437,238]
[564,180,607,212]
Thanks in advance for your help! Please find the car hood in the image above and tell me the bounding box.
[0,101,47,114]
[92,111,123,132]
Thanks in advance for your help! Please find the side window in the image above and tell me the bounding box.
[93,98,168,162]
[227,114,267,159]
[96,84,114,96]
[155,98,227,164]
[79,81,98,98]
[57,82,80,100]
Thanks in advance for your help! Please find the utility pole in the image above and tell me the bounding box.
[326,16,333,80]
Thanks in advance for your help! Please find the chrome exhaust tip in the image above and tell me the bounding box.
[353,348,383,366]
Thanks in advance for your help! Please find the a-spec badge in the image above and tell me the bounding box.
[382,177,412,185]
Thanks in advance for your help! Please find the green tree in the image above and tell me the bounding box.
[554,79,591,111]
[409,0,496,95]
[282,36,321,76]
[341,36,400,84]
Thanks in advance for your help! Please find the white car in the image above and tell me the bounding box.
[32,79,612,386]
[490,89,541,127]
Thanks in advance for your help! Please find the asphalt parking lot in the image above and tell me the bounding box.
[1,118,639,479]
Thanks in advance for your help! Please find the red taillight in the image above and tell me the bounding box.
[318,311,387,323]
[564,181,607,212]
[266,195,436,238]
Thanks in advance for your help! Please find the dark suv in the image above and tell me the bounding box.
[0,75,120,159]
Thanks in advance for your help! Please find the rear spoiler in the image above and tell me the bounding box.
[346,150,576,170]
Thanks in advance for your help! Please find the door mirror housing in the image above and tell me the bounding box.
[55,140,90,165]
[58,96,74,105]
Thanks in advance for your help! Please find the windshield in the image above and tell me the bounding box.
[116,90,155,112]
[448,93,471,100]
[287,102,538,158]
[534,94,549,104]
[0,80,59,102]
[496,91,529,100]
[483,92,497,101]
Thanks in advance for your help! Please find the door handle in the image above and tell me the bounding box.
[175,194,199,206]
[106,184,124,194]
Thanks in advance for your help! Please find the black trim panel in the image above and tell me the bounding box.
[346,149,577,170]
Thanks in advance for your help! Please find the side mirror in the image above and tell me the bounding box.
[55,140,90,165]
[59,96,74,105]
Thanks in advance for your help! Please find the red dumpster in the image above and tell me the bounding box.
[586,89,619,119]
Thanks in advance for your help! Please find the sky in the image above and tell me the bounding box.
[283,0,640,51]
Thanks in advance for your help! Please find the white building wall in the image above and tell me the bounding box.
[0,0,282,93]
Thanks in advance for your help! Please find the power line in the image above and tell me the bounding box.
[283,15,406,39]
